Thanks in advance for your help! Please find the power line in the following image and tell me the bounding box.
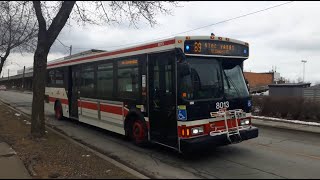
[56,38,72,55]
[94,1,294,49]
[59,1,294,51]
[56,38,69,48]
[158,1,294,39]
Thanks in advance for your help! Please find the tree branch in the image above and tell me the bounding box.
[47,1,76,46]
[33,1,47,32]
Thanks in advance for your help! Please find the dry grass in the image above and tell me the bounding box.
[0,103,137,179]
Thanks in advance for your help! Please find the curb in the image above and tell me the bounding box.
[0,100,150,179]
[252,118,320,134]
[252,116,320,127]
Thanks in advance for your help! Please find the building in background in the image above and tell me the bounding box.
[303,84,320,101]
[0,49,105,90]
[244,71,284,93]
[268,83,311,97]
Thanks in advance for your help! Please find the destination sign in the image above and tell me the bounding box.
[184,40,249,57]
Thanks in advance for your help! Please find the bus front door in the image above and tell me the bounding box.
[148,51,178,148]
[69,66,80,119]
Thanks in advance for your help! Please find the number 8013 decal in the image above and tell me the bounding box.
[216,101,229,110]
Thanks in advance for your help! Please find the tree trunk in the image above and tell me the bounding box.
[30,37,49,137]
[31,1,75,138]
[0,50,11,78]
[0,62,3,77]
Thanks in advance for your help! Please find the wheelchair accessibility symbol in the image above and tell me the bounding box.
[178,109,187,120]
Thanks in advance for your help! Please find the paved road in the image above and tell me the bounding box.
[1,90,320,179]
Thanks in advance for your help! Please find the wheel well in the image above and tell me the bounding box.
[124,110,146,134]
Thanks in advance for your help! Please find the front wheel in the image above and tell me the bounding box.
[54,102,63,120]
[131,119,148,146]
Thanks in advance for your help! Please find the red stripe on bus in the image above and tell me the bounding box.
[60,98,69,105]
[81,101,98,111]
[50,97,134,117]
[47,39,175,68]
[79,101,123,116]
[100,104,122,116]
[49,97,55,102]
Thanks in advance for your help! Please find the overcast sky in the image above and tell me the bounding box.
[2,1,320,84]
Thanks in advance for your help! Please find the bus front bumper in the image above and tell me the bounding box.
[180,126,258,152]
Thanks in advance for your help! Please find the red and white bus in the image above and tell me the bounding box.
[45,34,258,153]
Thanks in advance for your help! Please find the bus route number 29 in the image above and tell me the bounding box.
[216,101,229,110]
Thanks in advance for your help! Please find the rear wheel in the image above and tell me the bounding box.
[54,102,63,120]
[131,119,148,146]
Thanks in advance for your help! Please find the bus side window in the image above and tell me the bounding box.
[118,67,139,96]
[97,63,113,99]
[117,59,139,99]
[47,70,55,86]
[55,69,64,85]
[80,64,95,98]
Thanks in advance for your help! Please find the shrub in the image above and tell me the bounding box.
[251,96,320,123]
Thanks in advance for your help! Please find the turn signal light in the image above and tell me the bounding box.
[182,92,187,98]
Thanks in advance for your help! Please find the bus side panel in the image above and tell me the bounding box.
[45,87,70,118]
[78,98,125,135]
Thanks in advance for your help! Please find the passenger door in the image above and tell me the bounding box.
[69,66,80,119]
[148,51,178,148]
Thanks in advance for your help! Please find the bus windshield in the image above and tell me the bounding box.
[222,64,249,98]
[179,57,223,100]
[179,57,249,100]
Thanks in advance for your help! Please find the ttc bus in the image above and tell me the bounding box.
[45,35,258,153]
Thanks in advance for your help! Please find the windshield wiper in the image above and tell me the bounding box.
[223,69,241,98]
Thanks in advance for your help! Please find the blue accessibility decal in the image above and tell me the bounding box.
[178,109,187,120]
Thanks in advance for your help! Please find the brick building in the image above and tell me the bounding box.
[243,71,283,93]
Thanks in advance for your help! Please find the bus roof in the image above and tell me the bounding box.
[46,35,249,69]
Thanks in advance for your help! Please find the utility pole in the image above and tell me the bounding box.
[7,69,9,81]
[22,66,25,89]
[70,45,72,56]
[301,60,307,82]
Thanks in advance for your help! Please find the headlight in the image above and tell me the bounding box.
[191,126,204,135]
[240,119,251,126]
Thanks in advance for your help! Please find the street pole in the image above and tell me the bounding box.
[7,69,9,81]
[22,66,25,89]
[301,60,307,82]
[70,45,72,56]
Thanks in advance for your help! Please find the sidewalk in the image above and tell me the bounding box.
[252,118,320,134]
[0,142,31,179]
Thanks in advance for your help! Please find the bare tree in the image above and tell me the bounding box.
[0,1,38,75]
[31,1,179,137]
